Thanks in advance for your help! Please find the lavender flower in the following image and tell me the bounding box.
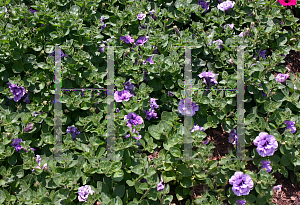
[78,185,94,202]
[275,73,289,83]
[137,12,146,20]
[236,199,246,205]
[198,0,210,13]
[254,50,266,60]
[178,99,199,116]
[29,8,36,13]
[124,112,143,128]
[260,160,272,173]
[209,39,224,49]
[149,10,157,20]
[253,132,278,157]
[143,55,155,65]
[168,91,174,97]
[42,163,48,170]
[229,172,254,196]
[144,109,158,120]
[124,79,137,96]
[100,17,106,31]
[135,36,149,46]
[284,120,297,134]
[149,98,159,110]
[11,138,24,153]
[7,82,26,102]
[66,126,81,141]
[238,32,245,37]
[114,90,133,102]
[120,35,134,44]
[191,123,205,133]
[228,128,238,145]
[198,71,219,87]
[157,181,165,192]
[217,0,235,13]
[24,123,34,132]
[272,185,282,191]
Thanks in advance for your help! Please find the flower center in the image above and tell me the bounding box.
[285,0,289,2]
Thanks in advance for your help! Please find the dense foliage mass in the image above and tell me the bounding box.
[0,0,300,204]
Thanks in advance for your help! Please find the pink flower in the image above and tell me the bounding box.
[278,0,297,6]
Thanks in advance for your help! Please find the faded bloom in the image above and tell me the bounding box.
[275,73,289,83]
[178,99,199,116]
[272,185,282,191]
[253,132,278,157]
[229,172,254,196]
[7,82,26,102]
[66,126,81,141]
[239,32,244,37]
[149,10,157,20]
[217,0,235,11]
[137,12,146,20]
[114,90,133,102]
[24,123,34,132]
[157,181,165,192]
[260,160,272,173]
[198,71,219,87]
[284,120,296,134]
[198,0,210,13]
[124,112,143,128]
[236,199,246,205]
[78,185,94,202]
[120,35,134,44]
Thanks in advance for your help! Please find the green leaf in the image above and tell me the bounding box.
[0,190,5,204]
[23,54,36,64]
[12,61,24,73]
[162,171,176,183]
[70,5,81,15]
[112,170,124,182]
[176,164,192,177]
[132,164,143,175]
[180,177,193,188]
[41,133,54,144]
[170,147,181,158]
[113,185,125,198]
[148,78,163,91]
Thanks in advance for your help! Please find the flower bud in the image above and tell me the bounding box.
[46,82,51,86]
[89,107,95,113]
[250,22,255,30]
[173,26,180,34]
[102,3,105,9]
[34,181,40,187]
[43,101,47,105]
[291,38,296,41]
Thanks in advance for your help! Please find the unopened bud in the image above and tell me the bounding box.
[291,38,296,41]
[43,101,47,105]
[34,181,40,187]
[102,3,105,9]
[173,26,180,34]
[88,144,91,148]
[250,22,255,30]
[46,82,51,86]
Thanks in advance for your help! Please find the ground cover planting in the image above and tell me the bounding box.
[0,0,300,204]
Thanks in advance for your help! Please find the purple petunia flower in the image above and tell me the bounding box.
[114,90,133,102]
[228,128,238,145]
[178,99,199,116]
[120,35,134,44]
[11,138,24,153]
[135,36,149,46]
[168,91,174,97]
[144,109,158,120]
[254,50,266,60]
[284,120,297,134]
[78,185,94,202]
[260,160,272,173]
[7,82,26,102]
[124,112,143,128]
[100,17,106,31]
[275,73,289,83]
[137,12,146,20]
[191,123,205,133]
[217,0,235,14]
[24,123,34,132]
[209,39,224,49]
[29,8,36,13]
[124,79,137,96]
[198,71,219,87]
[198,0,210,13]
[272,185,282,191]
[229,171,254,196]
[253,132,278,157]
[153,46,160,54]
[66,126,81,141]
[149,98,159,110]
[116,108,120,113]
[236,199,247,205]
[149,10,157,20]
[157,181,165,192]
[143,55,155,65]
[223,23,234,29]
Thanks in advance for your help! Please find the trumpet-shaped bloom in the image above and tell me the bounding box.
[157,181,165,191]
[217,0,235,11]
[229,172,254,196]
[253,132,278,157]
[135,36,149,46]
[143,55,155,65]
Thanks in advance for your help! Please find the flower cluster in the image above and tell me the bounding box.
[198,71,219,87]
[253,132,278,157]
[78,185,94,202]
[124,113,143,140]
[144,98,159,121]
[66,126,81,141]
[229,171,254,196]
[284,120,297,134]
[178,99,199,117]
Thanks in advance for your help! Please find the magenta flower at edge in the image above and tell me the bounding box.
[178,99,199,116]
[114,90,133,102]
[120,35,135,44]
[78,185,94,202]
[260,160,272,173]
[7,82,26,102]
[278,0,297,6]
[275,73,289,83]
[253,132,278,157]
[229,171,254,196]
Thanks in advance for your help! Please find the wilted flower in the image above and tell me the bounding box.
[157,181,165,192]
[120,35,134,44]
[236,199,247,205]
[278,0,297,6]
[198,71,219,87]
[178,99,199,116]
[198,0,210,13]
[284,120,297,134]
[78,185,94,202]
[229,171,254,196]
[7,82,26,102]
[137,12,146,20]
[124,112,143,128]
[114,90,133,102]
[275,73,289,83]
[228,128,238,145]
[11,138,24,153]
[24,123,34,132]
[66,126,81,141]
[135,36,149,46]
[272,185,282,191]
[253,132,278,157]
[260,160,272,173]
[168,91,174,97]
